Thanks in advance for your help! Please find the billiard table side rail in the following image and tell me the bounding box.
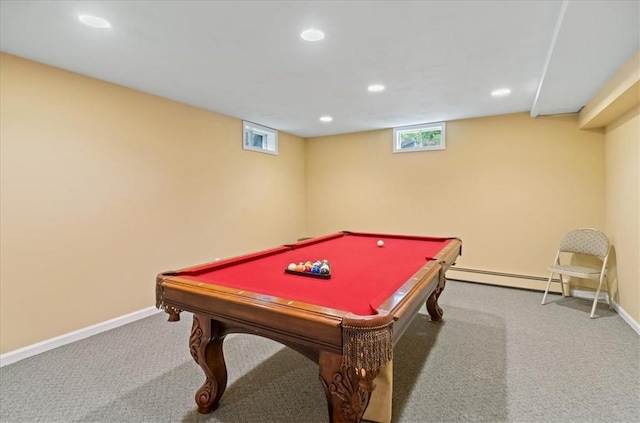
[377,237,462,341]
[156,273,351,355]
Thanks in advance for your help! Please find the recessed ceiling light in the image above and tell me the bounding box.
[78,14,111,29]
[319,116,333,122]
[301,29,325,42]
[491,88,511,97]
[368,84,385,92]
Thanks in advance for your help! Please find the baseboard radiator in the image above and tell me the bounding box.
[449,267,609,300]
[450,267,560,284]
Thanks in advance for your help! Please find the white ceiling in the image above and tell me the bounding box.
[1,1,638,138]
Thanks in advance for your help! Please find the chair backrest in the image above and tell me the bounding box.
[559,228,609,257]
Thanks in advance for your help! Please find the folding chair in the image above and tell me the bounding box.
[541,228,612,318]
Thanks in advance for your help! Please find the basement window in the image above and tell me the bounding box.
[393,122,446,153]
[243,121,278,155]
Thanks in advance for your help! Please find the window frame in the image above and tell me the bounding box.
[392,122,446,153]
[243,121,278,155]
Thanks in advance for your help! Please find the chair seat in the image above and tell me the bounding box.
[547,264,602,279]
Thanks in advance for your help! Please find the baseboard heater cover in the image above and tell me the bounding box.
[450,267,560,282]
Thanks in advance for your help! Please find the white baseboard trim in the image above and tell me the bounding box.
[570,289,639,335]
[611,302,640,336]
[0,306,161,367]
[570,289,609,301]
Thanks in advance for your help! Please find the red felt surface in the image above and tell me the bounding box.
[181,233,451,316]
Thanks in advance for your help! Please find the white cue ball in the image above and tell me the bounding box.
[377,240,384,247]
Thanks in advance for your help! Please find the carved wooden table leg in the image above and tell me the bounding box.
[318,350,379,423]
[189,314,228,414]
[426,273,446,322]
[165,306,182,322]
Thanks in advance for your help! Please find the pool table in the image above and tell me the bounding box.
[156,231,461,423]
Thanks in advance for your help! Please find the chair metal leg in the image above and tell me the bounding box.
[542,273,554,305]
[589,298,599,318]
[590,277,606,319]
[604,276,613,310]
[558,274,566,297]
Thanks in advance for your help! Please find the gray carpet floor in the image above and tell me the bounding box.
[1,280,638,423]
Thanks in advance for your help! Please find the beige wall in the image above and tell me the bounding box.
[604,108,639,323]
[2,49,638,355]
[306,113,606,290]
[580,50,639,325]
[0,53,307,353]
